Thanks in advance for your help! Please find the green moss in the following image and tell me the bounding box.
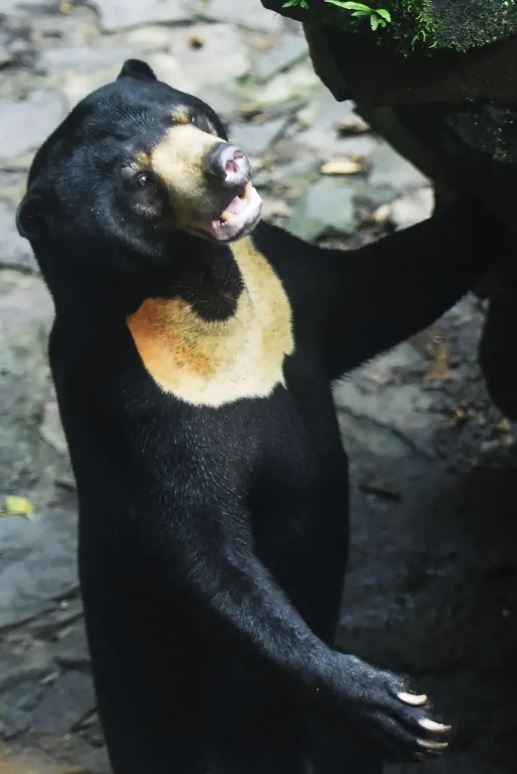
[279,0,517,53]
[432,0,517,52]
[317,1,435,52]
[393,0,436,47]
[322,0,517,51]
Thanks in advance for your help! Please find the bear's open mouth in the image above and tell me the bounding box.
[200,183,262,243]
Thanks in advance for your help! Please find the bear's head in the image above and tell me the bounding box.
[17,60,262,272]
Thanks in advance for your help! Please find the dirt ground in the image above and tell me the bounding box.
[1,1,517,772]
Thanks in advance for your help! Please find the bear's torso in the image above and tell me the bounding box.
[51,226,349,639]
[49,229,349,771]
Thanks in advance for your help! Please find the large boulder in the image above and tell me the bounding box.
[261,0,517,418]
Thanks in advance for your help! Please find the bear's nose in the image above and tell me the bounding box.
[204,143,251,192]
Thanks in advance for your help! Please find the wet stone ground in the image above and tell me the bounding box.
[1,1,517,772]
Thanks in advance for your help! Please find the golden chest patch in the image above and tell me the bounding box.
[126,237,295,407]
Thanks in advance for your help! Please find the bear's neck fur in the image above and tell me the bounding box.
[43,232,245,323]
[125,235,295,406]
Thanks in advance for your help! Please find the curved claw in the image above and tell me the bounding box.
[418,718,452,734]
[397,692,428,707]
[417,739,449,753]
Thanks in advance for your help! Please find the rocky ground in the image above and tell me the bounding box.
[1,1,517,772]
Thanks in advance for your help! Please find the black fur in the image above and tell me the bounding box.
[18,61,496,774]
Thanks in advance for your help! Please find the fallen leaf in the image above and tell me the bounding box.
[187,34,204,49]
[360,203,392,227]
[320,159,362,175]
[336,115,370,135]
[424,342,453,382]
[372,203,391,223]
[59,0,71,13]
[240,104,262,118]
[3,495,33,517]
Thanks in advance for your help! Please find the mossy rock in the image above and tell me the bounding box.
[431,0,517,51]
[262,0,517,53]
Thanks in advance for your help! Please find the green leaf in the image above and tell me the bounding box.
[283,0,308,7]
[324,1,372,11]
[352,9,371,16]
[5,495,33,515]
[375,8,391,22]
[370,13,378,29]
[1,495,35,521]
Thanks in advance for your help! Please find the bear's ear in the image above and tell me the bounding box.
[117,59,157,82]
[16,189,48,241]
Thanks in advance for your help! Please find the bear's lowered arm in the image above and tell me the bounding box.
[115,460,450,760]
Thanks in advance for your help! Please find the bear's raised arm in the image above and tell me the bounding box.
[257,203,499,381]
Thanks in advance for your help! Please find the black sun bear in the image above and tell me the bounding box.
[17,60,496,774]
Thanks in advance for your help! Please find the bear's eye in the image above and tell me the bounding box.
[135,171,153,189]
